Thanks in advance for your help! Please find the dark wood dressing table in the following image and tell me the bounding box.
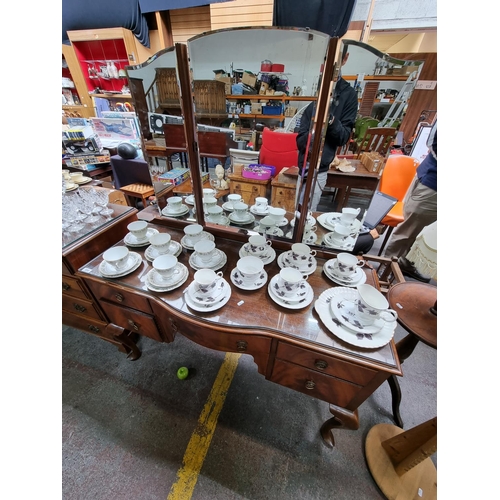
[75,218,402,447]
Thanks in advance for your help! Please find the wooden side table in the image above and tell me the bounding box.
[227,173,271,206]
[271,176,298,212]
[386,282,437,428]
[120,184,155,209]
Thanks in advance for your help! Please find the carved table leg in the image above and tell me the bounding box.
[320,405,359,448]
[387,375,404,428]
[113,330,142,361]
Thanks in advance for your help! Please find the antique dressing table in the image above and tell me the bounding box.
[63,30,425,447]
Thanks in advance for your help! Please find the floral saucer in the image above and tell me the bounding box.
[239,245,276,265]
[145,264,189,292]
[267,278,314,309]
[323,259,366,287]
[124,228,159,247]
[230,268,268,290]
[184,280,231,312]
[180,231,215,250]
[277,251,317,276]
[145,241,182,262]
[189,249,227,271]
[99,252,142,278]
[161,205,190,217]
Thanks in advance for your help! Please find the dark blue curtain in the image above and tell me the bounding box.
[62,0,150,47]
[273,0,356,37]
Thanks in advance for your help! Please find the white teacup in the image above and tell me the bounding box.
[226,193,241,208]
[103,246,130,271]
[236,256,264,284]
[153,254,181,281]
[355,284,398,325]
[207,205,224,222]
[245,234,272,256]
[286,243,316,270]
[203,188,216,198]
[166,196,183,212]
[184,224,204,245]
[127,220,148,241]
[232,202,249,220]
[70,172,84,183]
[193,269,223,296]
[276,268,309,298]
[194,240,216,264]
[149,232,172,254]
[203,196,217,213]
[254,196,268,213]
[330,224,351,244]
[62,169,71,181]
[258,216,277,234]
[268,206,286,224]
[340,207,360,227]
[334,253,365,278]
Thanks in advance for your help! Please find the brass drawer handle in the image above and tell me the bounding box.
[236,340,247,352]
[73,303,86,313]
[115,293,124,302]
[88,325,100,334]
[314,359,328,370]
[62,282,71,291]
[305,380,316,390]
[128,319,139,331]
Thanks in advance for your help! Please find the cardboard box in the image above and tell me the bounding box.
[360,152,385,173]
[259,82,269,95]
[241,71,257,88]
[215,76,233,95]
[158,167,190,186]
[251,103,262,114]
[64,153,110,167]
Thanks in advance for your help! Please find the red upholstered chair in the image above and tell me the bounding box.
[258,128,299,176]
[377,155,420,255]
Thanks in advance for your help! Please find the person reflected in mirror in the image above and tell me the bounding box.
[382,121,437,282]
[296,48,358,211]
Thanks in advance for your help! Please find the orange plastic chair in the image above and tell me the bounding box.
[258,128,299,176]
[377,155,420,256]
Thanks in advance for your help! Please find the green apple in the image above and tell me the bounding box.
[177,366,189,380]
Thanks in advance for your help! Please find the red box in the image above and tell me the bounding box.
[271,63,285,72]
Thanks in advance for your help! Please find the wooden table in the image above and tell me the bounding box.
[326,160,381,212]
[76,220,402,447]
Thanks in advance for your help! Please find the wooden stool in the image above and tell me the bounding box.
[386,282,437,428]
[120,184,155,209]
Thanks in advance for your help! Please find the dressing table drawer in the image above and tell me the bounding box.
[62,294,103,321]
[86,280,152,313]
[275,342,377,386]
[62,275,89,301]
[270,358,361,407]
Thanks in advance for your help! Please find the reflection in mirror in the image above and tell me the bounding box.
[126,47,198,221]
[304,39,424,256]
[187,27,330,241]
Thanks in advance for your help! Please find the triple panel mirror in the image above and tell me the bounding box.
[125,28,423,250]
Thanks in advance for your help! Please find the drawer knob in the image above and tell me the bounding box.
[236,340,247,352]
[62,282,71,291]
[314,359,328,370]
[305,380,316,390]
[115,293,124,302]
[128,319,139,332]
[88,325,100,334]
[73,303,86,313]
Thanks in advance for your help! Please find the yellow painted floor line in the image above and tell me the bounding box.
[167,352,241,500]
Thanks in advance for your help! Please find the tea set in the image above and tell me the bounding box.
[277,242,317,276]
[267,267,314,309]
[124,220,159,247]
[189,239,227,271]
[184,268,232,312]
[317,208,362,251]
[161,196,190,217]
[314,284,398,348]
[239,234,276,265]
[323,252,367,287]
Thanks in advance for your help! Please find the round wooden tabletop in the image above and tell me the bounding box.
[387,282,437,349]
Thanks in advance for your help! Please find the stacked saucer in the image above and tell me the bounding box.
[239,242,276,265]
[184,277,231,312]
[322,231,356,251]
[323,258,366,287]
[180,231,215,250]
[161,204,190,217]
[228,211,255,225]
[99,251,142,278]
[314,287,396,348]
[184,194,195,205]
[189,247,227,271]
[145,262,189,292]
[124,228,159,247]
[267,274,314,309]
[278,250,318,275]
[250,204,269,216]
[145,240,183,262]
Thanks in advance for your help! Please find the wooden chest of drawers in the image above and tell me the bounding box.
[227,173,271,206]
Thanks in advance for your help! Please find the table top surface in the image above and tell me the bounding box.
[327,160,380,179]
[78,221,400,372]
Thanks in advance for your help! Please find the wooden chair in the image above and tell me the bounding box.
[197,130,230,172]
[376,155,419,256]
[163,124,188,170]
[356,126,397,158]
[353,118,379,154]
